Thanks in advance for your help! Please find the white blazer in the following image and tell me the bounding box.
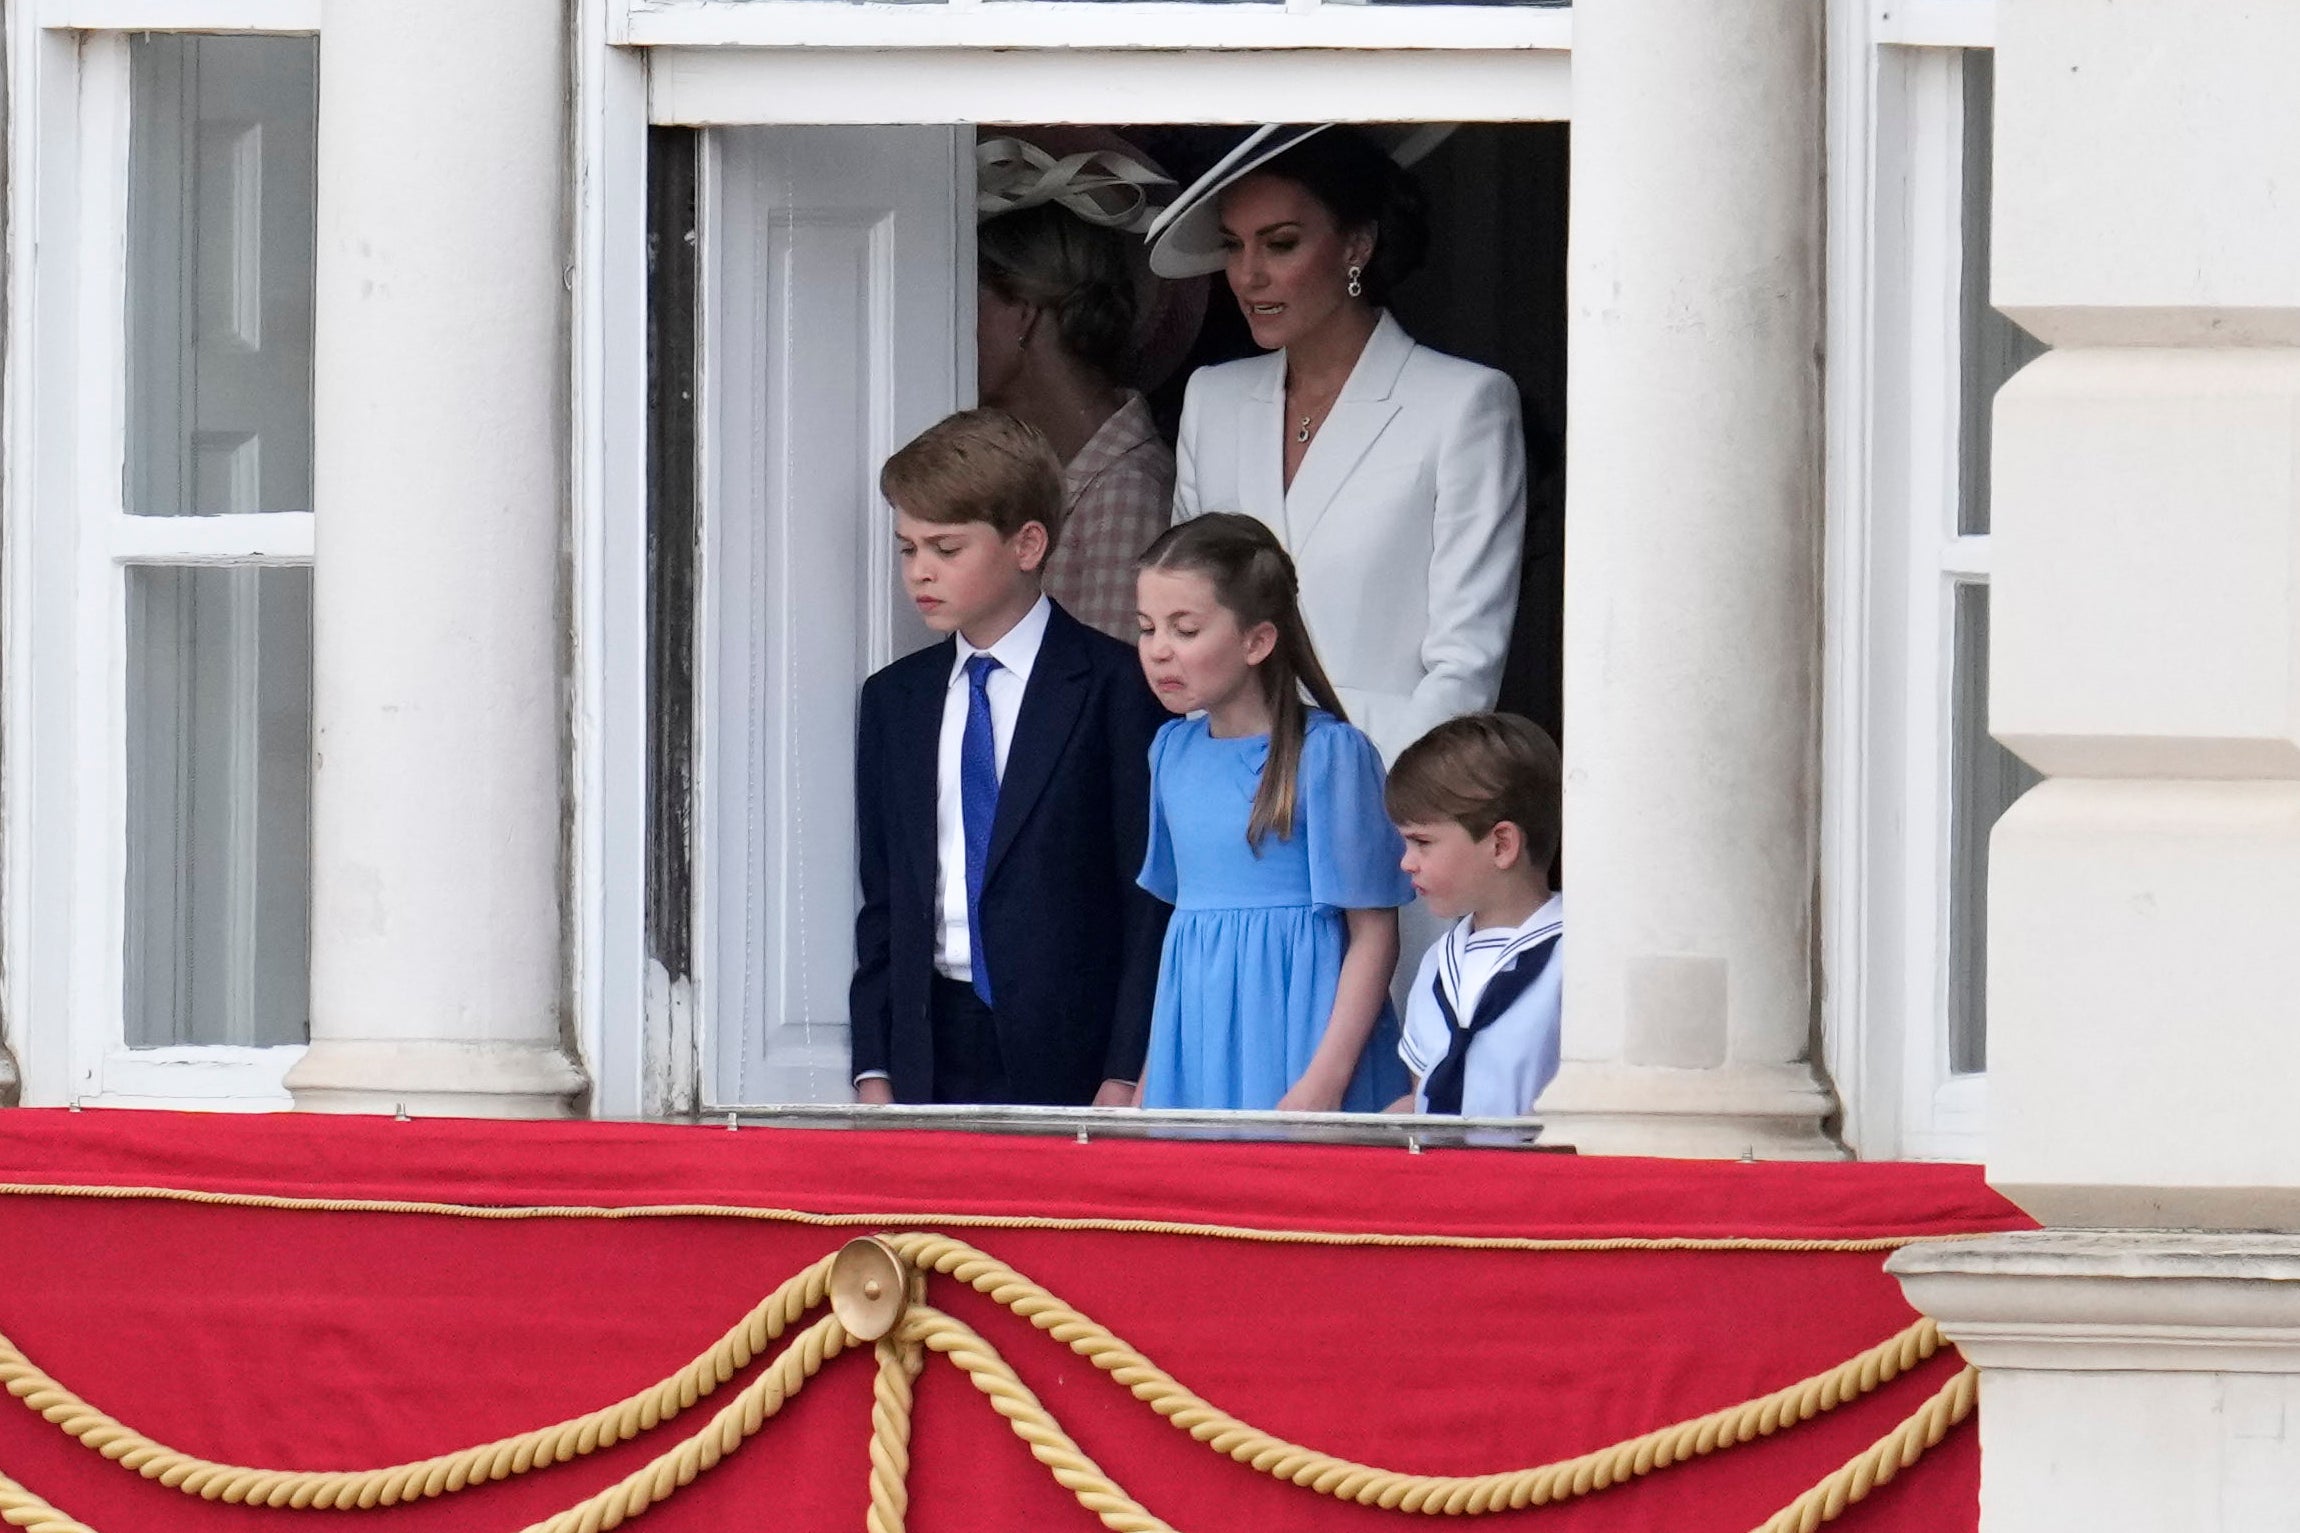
[1172,311,1526,763]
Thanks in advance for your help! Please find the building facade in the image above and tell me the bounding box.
[0,0,2014,1158]
[2,1,2294,1516]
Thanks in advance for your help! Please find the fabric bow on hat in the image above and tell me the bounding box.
[977,136,1177,235]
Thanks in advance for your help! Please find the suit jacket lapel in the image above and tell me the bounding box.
[1283,310,1417,547]
[894,643,952,890]
[1239,352,1290,542]
[985,609,1091,883]
[1285,401,1400,546]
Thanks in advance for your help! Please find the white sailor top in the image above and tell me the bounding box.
[1398,894,1564,1117]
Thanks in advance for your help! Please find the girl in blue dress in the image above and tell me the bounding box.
[1132,513,1413,1111]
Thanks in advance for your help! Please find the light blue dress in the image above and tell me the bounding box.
[1137,710,1415,1111]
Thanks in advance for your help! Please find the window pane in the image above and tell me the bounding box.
[1947,583,2041,1075]
[125,565,313,1047]
[127,35,318,518]
[1958,49,2047,538]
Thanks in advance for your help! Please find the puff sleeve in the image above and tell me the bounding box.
[1136,719,1183,904]
[1301,719,1415,911]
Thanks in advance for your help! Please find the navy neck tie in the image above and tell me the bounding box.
[961,652,1003,1008]
[1422,936,1559,1116]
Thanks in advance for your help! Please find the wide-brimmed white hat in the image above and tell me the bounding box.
[1145,123,1457,279]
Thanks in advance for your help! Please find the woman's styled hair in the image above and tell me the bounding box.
[880,407,1066,552]
[978,202,1140,382]
[1245,128,1431,305]
[1137,513,1347,847]
[1384,713,1562,872]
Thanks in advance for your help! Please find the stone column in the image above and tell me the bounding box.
[284,0,585,1116]
[1891,3,2300,1525]
[1543,0,1838,1156]
[0,1043,17,1108]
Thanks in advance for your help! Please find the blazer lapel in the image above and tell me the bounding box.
[1238,351,1290,542]
[984,609,1091,884]
[1282,310,1417,546]
[1284,402,1400,546]
[893,644,951,885]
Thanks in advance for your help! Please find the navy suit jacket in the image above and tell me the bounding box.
[850,600,1171,1104]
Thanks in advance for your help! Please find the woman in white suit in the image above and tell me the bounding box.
[1151,125,1526,765]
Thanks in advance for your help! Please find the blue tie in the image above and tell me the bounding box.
[961,653,1002,1008]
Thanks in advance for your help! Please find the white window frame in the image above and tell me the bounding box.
[616,0,1572,54]
[5,2,1569,1116]
[4,0,2005,1140]
[571,9,655,1117]
[583,32,1570,1116]
[646,43,1569,128]
[1886,45,1989,1160]
[1822,0,2003,1161]
[36,0,319,28]
[3,6,319,1109]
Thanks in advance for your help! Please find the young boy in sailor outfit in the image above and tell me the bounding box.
[1383,714,1564,1117]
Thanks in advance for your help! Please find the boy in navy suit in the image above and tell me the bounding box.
[851,408,1170,1106]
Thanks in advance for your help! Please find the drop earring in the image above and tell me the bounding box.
[1346,264,1364,299]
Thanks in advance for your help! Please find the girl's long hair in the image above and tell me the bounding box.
[1138,514,1347,846]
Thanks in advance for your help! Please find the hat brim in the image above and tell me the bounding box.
[1145,123,1458,280]
[1146,124,1328,279]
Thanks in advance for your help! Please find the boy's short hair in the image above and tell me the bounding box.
[1385,713,1562,868]
[879,407,1066,554]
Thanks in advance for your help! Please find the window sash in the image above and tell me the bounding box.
[1944,581,2040,1077]
[1871,41,2033,1160]
[1823,15,2015,1162]
[125,33,319,520]
[124,563,314,1051]
[5,27,316,1108]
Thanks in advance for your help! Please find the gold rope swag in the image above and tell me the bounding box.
[0,1232,1975,1533]
[0,1178,1984,1253]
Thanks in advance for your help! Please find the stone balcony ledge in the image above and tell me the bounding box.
[1890,1229,2300,1372]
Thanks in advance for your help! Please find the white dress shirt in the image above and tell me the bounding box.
[933,595,1051,982]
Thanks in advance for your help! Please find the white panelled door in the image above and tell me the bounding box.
[703,126,968,1107]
